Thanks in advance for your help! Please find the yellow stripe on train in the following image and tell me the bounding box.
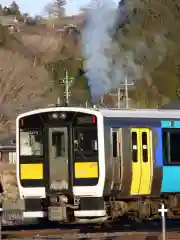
[20,163,43,180]
[75,162,98,178]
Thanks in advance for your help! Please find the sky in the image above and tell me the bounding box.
[1,0,119,16]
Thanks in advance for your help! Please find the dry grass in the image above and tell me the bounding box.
[0,49,55,133]
[0,163,18,203]
[19,32,63,63]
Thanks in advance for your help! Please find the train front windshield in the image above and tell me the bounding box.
[19,113,98,158]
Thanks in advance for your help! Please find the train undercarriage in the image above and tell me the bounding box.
[24,193,180,223]
[107,194,180,221]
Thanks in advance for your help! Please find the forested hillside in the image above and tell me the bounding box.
[115,0,180,107]
[0,0,180,134]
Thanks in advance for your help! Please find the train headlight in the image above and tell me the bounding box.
[52,113,58,119]
[59,112,66,119]
[50,112,67,120]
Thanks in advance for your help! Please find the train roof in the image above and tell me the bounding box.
[16,106,180,120]
[16,107,102,120]
[98,108,180,118]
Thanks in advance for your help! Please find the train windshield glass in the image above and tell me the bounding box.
[20,130,43,156]
[74,127,98,159]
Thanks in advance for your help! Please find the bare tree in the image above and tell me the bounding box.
[44,2,56,19]
[44,0,66,19]
[0,49,54,135]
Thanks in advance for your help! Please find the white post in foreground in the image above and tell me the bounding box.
[158,203,168,240]
[0,203,2,240]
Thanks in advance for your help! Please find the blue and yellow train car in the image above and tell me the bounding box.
[100,108,180,219]
[16,105,180,222]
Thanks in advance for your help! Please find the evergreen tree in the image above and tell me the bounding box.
[9,1,20,15]
[10,1,19,12]
[0,4,3,15]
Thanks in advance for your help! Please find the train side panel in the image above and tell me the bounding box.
[103,118,164,199]
[161,120,180,193]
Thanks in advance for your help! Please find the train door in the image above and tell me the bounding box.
[48,127,69,191]
[130,128,153,195]
[131,128,141,195]
[139,128,153,195]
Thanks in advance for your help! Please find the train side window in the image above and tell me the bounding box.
[112,129,121,158]
[142,132,148,163]
[132,132,138,162]
[163,130,180,164]
[112,131,118,157]
[52,132,65,157]
[162,131,169,163]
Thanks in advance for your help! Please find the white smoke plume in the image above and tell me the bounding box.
[81,0,142,103]
[81,0,168,103]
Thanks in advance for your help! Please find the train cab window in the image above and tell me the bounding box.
[163,130,180,164]
[74,127,98,159]
[20,130,43,156]
[142,132,148,163]
[132,132,138,162]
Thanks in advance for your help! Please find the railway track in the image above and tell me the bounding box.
[2,217,180,239]
[3,229,180,239]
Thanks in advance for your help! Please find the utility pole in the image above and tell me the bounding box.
[100,96,104,105]
[59,68,74,106]
[117,76,134,109]
[117,88,121,108]
[124,76,128,108]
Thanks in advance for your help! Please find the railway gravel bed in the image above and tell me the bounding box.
[2,217,180,240]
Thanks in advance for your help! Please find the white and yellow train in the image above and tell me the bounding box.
[16,106,180,222]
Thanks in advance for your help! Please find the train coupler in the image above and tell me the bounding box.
[48,206,67,221]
